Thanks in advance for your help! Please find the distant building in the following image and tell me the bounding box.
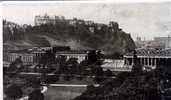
[4,52,34,65]
[68,18,77,25]
[34,14,65,26]
[89,27,95,33]
[56,50,88,63]
[32,50,46,64]
[135,36,171,49]
[4,46,89,66]
[85,20,94,26]
[101,59,132,72]
[95,23,106,30]
[109,21,119,28]
[154,36,171,48]
[136,37,142,42]
[34,14,97,30]
[4,48,46,65]
[124,48,171,70]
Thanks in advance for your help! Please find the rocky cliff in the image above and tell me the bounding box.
[3,20,135,55]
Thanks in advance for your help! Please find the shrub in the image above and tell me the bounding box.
[5,84,23,100]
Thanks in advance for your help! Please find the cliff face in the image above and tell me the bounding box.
[3,20,135,54]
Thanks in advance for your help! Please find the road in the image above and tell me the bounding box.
[47,84,100,87]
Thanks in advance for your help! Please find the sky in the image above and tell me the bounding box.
[2,1,171,40]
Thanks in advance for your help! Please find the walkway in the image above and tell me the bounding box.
[48,84,100,87]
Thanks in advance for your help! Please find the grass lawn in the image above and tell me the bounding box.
[54,76,94,85]
[44,86,86,100]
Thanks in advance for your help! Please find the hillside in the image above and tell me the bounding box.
[3,20,135,54]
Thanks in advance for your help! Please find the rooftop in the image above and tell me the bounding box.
[56,50,88,54]
[125,48,171,57]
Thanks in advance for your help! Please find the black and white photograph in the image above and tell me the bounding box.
[1,1,171,100]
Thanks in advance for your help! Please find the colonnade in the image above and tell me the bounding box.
[124,56,158,67]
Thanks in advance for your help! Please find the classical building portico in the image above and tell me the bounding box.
[124,48,171,70]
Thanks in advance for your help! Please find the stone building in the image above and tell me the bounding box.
[34,14,65,26]
[4,47,89,66]
[3,49,46,65]
[135,36,171,49]
[154,36,171,48]
[124,48,171,70]
[56,50,88,63]
[4,52,34,65]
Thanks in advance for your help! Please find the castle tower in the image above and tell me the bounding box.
[166,35,171,48]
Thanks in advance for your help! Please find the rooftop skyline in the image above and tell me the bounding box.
[2,2,171,40]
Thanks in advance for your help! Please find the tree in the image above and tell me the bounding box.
[131,50,143,74]
[87,50,104,65]
[56,55,67,74]
[66,57,79,74]
[116,72,130,83]
[8,56,23,72]
[104,69,113,77]
[86,85,96,94]
[28,89,44,100]
[92,66,104,83]
[39,50,56,65]
[5,84,23,100]
[87,50,98,65]
[9,62,17,72]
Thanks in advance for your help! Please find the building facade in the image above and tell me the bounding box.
[4,48,89,66]
[124,48,171,70]
[4,53,34,65]
[3,49,46,65]
[135,36,171,49]
[35,14,65,26]
[56,50,88,63]
[101,59,132,72]
[34,14,95,27]
[154,36,171,48]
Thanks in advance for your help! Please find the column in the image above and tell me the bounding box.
[142,58,144,66]
[115,60,117,68]
[124,57,126,65]
[140,57,142,65]
[149,58,151,66]
[145,58,147,65]
[147,58,149,66]
[132,57,134,65]
[125,58,127,65]
[151,58,153,66]
[155,58,157,66]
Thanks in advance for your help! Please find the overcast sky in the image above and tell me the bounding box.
[2,2,171,40]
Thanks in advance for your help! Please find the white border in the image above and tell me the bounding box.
[1,0,171,100]
[1,0,171,5]
[0,2,3,100]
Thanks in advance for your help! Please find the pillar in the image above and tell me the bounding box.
[140,57,142,65]
[145,58,147,65]
[151,58,153,66]
[147,58,149,66]
[155,58,157,66]
[132,57,134,65]
[124,57,126,65]
[144,58,146,65]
